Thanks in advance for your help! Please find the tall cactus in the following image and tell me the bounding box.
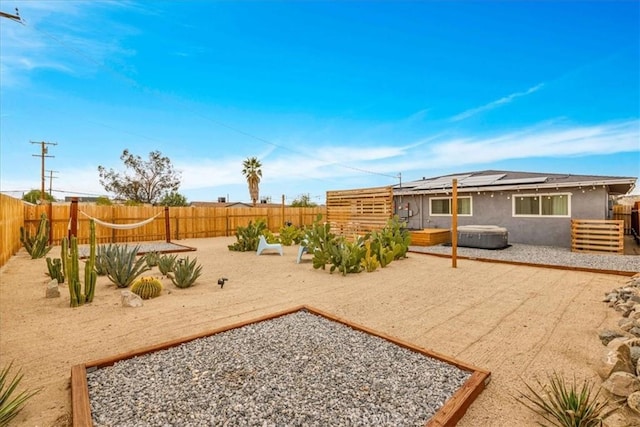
[62,236,82,307]
[84,220,97,303]
[20,213,52,259]
[62,219,97,307]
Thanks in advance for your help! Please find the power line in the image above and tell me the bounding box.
[46,169,59,197]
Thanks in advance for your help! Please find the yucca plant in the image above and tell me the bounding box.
[157,254,178,276]
[144,251,160,268]
[168,257,203,288]
[516,372,611,427]
[0,361,41,426]
[104,245,151,288]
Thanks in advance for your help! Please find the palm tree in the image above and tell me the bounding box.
[242,157,262,206]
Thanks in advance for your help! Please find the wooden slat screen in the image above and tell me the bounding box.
[0,194,25,266]
[571,219,624,254]
[326,186,393,236]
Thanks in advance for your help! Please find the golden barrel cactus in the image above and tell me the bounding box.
[130,276,163,299]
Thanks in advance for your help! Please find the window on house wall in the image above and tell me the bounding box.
[429,196,472,216]
[513,193,571,217]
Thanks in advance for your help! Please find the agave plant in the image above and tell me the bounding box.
[0,361,41,426]
[104,245,151,288]
[168,257,202,288]
[516,372,611,427]
[94,244,117,276]
[157,254,178,276]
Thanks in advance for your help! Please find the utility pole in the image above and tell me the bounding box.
[46,170,59,199]
[0,8,22,23]
[31,141,57,204]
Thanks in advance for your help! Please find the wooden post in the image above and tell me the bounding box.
[164,206,171,243]
[452,179,458,268]
[282,194,285,227]
[69,197,78,239]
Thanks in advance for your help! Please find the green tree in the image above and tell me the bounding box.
[241,157,262,206]
[291,193,317,207]
[159,191,188,207]
[22,190,55,204]
[98,149,181,204]
[95,196,112,206]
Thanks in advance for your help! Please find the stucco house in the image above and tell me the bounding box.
[393,170,637,247]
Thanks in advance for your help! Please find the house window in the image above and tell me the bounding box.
[513,193,571,217]
[430,197,472,216]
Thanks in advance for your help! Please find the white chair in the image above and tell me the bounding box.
[296,245,309,263]
[256,235,283,256]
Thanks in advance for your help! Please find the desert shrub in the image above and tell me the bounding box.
[228,219,268,252]
[104,245,150,288]
[169,257,202,288]
[0,361,41,426]
[516,372,611,427]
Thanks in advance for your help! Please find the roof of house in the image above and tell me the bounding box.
[394,170,637,196]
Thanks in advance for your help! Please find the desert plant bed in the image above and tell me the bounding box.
[71,306,490,426]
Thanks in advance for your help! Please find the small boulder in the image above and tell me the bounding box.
[46,279,60,298]
[602,372,640,397]
[121,290,143,308]
[598,341,635,379]
[600,329,626,346]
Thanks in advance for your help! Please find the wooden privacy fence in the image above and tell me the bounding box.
[571,219,624,254]
[19,203,326,246]
[326,186,393,236]
[613,204,633,235]
[0,193,25,266]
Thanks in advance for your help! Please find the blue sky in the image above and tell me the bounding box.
[1,1,638,204]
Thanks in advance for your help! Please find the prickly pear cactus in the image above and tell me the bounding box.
[131,276,163,299]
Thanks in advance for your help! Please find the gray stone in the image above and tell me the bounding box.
[630,347,640,366]
[619,318,635,331]
[46,279,60,298]
[121,291,143,308]
[630,327,640,338]
[601,329,626,346]
[602,372,640,397]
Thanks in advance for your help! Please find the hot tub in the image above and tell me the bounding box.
[456,225,509,249]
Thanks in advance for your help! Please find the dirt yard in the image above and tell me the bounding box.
[0,236,636,426]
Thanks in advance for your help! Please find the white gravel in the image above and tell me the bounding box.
[87,310,471,426]
[410,243,639,273]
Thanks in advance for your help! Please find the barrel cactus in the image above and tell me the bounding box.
[130,276,163,299]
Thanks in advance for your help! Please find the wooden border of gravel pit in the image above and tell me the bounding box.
[71,305,491,427]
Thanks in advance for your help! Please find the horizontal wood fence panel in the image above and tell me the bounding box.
[326,186,393,236]
[21,204,326,246]
[571,219,624,254]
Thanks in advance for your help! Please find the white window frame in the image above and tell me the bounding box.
[429,196,473,216]
[512,192,572,218]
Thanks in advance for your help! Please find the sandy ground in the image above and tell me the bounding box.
[0,236,637,426]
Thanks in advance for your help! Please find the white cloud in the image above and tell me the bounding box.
[450,83,544,122]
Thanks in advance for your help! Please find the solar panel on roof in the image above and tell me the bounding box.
[457,174,506,187]
[494,177,548,186]
[412,174,471,190]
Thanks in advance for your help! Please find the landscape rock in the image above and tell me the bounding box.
[602,372,640,397]
[628,391,640,416]
[121,291,143,308]
[598,342,635,379]
[600,329,626,346]
[46,279,60,298]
